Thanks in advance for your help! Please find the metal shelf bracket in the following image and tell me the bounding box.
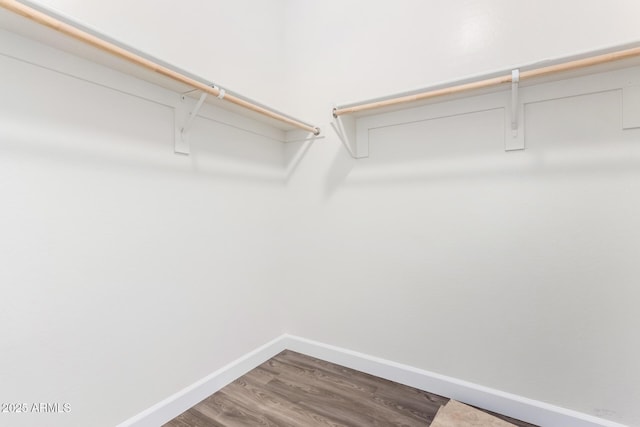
[511,69,520,135]
[174,92,208,155]
[505,69,525,151]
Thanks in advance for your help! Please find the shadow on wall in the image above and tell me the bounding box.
[0,49,292,186]
[324,138,356,198]
[283,137,316,184]
[0,115,288,186]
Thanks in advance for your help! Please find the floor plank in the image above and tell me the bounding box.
[164,350,538,427]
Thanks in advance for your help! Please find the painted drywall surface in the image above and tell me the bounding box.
[0,34,287,427]
[281,1,640,426]
[283,0,640,112]
[31,0,287,110]
[3,1,640,426]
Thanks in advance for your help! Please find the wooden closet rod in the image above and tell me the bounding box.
[0,0,320,135]
[333,45,640,117]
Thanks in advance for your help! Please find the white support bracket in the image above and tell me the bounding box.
[332,108,368,158]
[174,92,208,155]
[623,85,640,129]
[505,69,525,151]
[511,69,519,135]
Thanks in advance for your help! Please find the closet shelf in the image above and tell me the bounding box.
[0,0,320,138]
[332,42,640,159]
[333,43,640,118]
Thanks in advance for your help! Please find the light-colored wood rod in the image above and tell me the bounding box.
[519,45,640,79]
[334,75,512,116]
[0,0,320,135]
[334,45,640,117]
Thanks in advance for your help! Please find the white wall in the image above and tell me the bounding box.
[282,1,640,426]
[283,0,640,112]
[32,0,287,109]
[0,4,288,425]
[3,1,640,427]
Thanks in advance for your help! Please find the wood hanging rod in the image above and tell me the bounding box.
[0,0,320,135]
[333,45,640,117]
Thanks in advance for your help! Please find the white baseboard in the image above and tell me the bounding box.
[281,334,628,427]
[118,333,628,427]
[116,336,289,427]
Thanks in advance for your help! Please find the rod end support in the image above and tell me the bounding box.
[332,108,338,119]
[313,127,321,136]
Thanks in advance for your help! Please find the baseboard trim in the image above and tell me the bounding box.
[118,333,628,427]
[281,334,628,427]
[115,336,288,427]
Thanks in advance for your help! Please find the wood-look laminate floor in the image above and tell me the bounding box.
[164,350,538,427]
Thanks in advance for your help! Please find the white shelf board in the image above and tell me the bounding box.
[0,4,312,133]
[338,43,640,119]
